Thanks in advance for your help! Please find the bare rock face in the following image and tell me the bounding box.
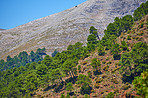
[0,0,147,59]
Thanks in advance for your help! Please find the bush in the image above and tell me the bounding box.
[113,54,121,60]
[133,70,148,97]
[78,65,81,72]
[60,94,65,98]
[66,82,73,92]
[66,93,70,98]
[52,50,59,57]
[121,40,129,51]
[140,23,144,28]
[91,58,101,71]
[87,71,92,78]
[84,94,90,98]
[105,92,114,98]
[80,83,92,95]
[127,35,131,40]
[98,44,105,56]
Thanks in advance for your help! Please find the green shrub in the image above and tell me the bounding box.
[66,93,70,98]
[105,92,114,98]
[140,22,144,28]
[78,65,81,72]
[66,82,73,92]
[87,71,92,78]
[133,70,148,97]
[80,83,92,95]
[127,35,131,40]
[60,94,65,98]
[84,94,90,98]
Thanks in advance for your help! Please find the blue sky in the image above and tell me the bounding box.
[0,0,86,29]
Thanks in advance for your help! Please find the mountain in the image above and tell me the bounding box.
[0,29,5,31]
[0,1,148,97]
[0,0,147,59]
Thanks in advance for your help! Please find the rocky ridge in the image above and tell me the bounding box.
[0,0,147,59]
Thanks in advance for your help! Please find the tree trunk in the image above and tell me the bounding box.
[70,70,75,78]
[69,71,73,78]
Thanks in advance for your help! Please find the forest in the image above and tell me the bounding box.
[0,1,148,98]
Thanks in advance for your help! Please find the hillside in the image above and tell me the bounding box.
[0,2,148,97]
[0,0,147,59]
[33,14,148,98]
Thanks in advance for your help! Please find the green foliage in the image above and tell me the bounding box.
[36,64,48,75]
[0,68,40,98]
[127,35,131,40]
[0,48,46,71]
[78,65,81,72]
[49,68,65,84]
[121,40,129,51]
[80,83,92,95]
[62,58,78,78]
[76,74,91,85]
[87,71,92,78]
[89,26,100,40]
[84,94,90,98]
[140,22,144,28]
[105,92,114,98]
[87,43,96,52]
[91,58,101,71]
[52,49,59,57]
[42,55,53,68]
[120,42,148,83]
[87,34,97,44]
[98,44,105,56]
[133,1,148,21]
[90,26,97,35]
[66,82,73,92]
[0,2,148,97]
[111,43,120,55]
[104,15,133,38]
[67,42,83,51]
[66,93,70,98]
[111,43,121,60]
[60,94,65,98]
[76,75,92,95]
[133,70,148,97]
[122,15,134,31]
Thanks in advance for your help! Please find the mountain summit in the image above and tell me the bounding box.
[0,0,147,59]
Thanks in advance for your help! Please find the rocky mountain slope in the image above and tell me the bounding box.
[0,0,147,59]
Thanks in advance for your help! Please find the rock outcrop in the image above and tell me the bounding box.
[0,0,147,59]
